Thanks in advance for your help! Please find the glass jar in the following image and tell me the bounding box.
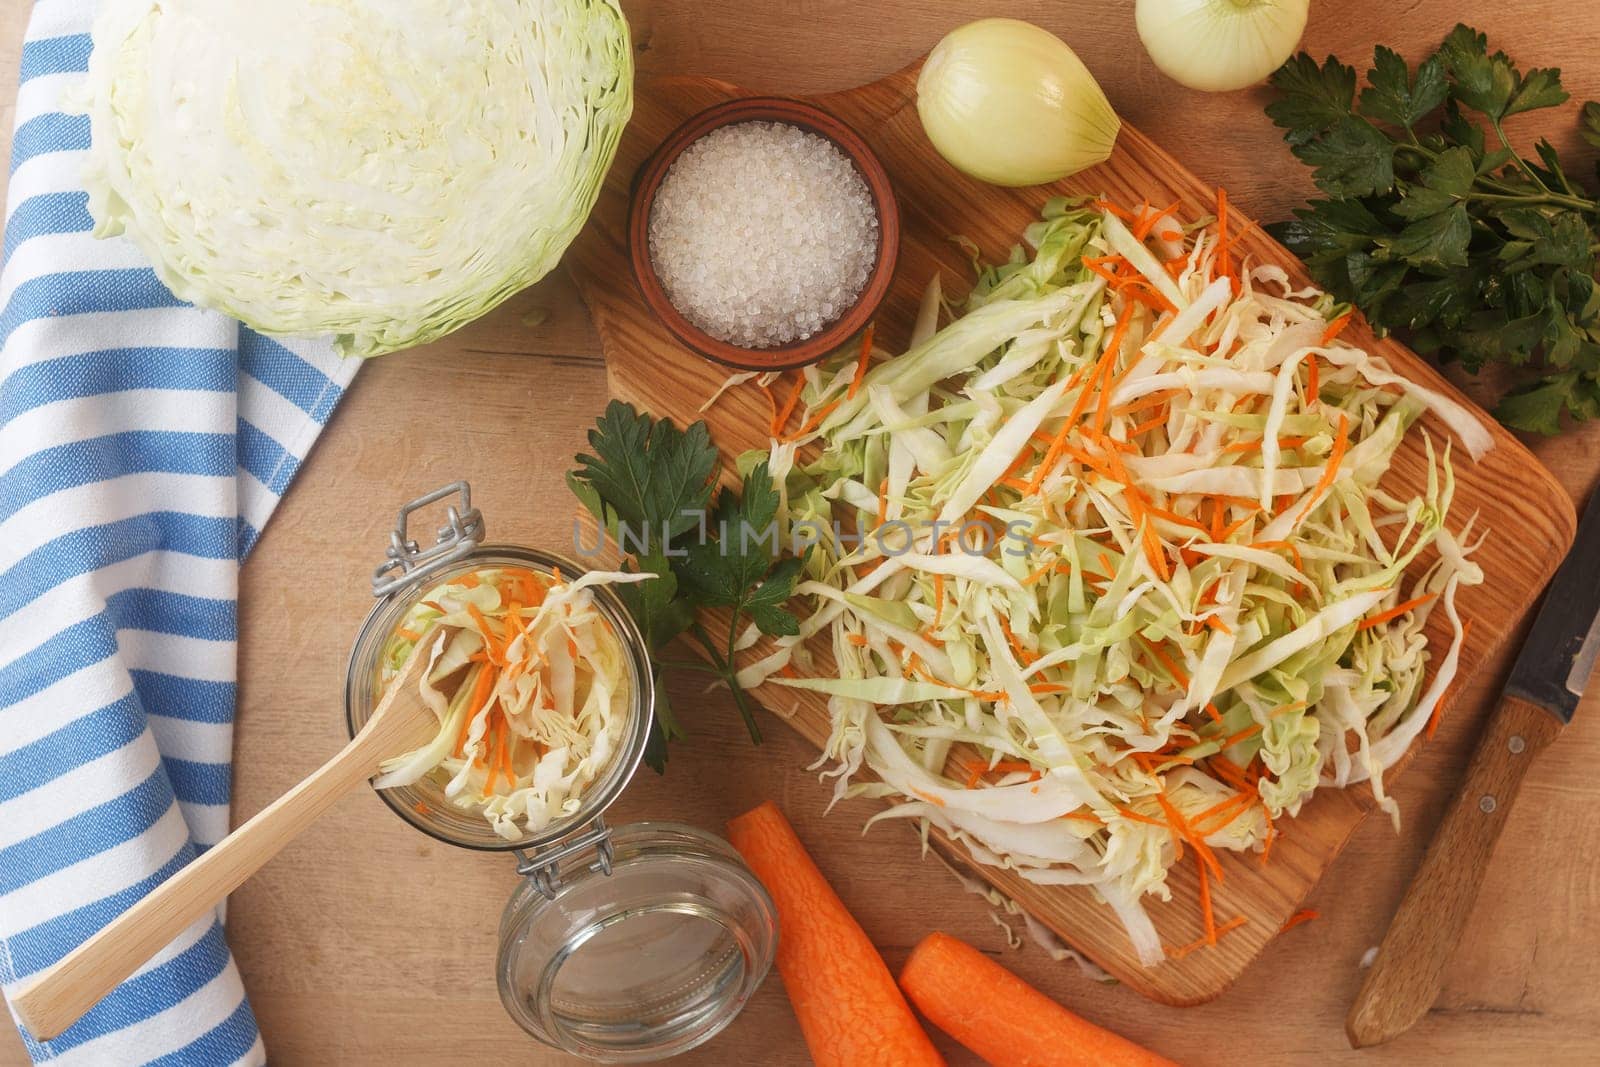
[345,482,778,1061]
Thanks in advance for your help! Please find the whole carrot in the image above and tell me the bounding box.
[726,801,943,1067]
[899,933,1177,1067]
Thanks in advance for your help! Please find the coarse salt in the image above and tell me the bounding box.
[648,121,878,349]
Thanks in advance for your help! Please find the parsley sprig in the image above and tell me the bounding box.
[567,400,803,769]
[1266,25,1600,433]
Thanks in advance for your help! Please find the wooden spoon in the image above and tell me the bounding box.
[9,629,452,1041]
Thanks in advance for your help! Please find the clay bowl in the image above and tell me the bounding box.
[627,96,900,372]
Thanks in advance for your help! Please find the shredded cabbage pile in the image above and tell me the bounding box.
[730,197,1490,964]
[374,566,646,840]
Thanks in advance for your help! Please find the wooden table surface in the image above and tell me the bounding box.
[5,2,1600,1064]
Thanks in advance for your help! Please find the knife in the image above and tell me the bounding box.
[1346,486,1600,1048]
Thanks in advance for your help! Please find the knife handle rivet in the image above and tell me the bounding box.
[1508,734,1526,755]
[1479,794,1498,814]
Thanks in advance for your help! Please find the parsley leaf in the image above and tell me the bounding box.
[1268,25,1600,432]
[1359,47,1447,130]
[1293,117,1395,198]
[1581,101,1600,150]
[1266,53,1359,141]
[1439,24,1520,119]
[569,405,804,767]
[571,399,717,543]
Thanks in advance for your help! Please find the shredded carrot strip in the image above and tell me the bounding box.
[999,616,1036,665]
[784,398,842,442]
[1190,792,1249,830]
[1222,722,1263,749]
[845,633,870,647]
[1168,916,1247,959]
[1110,389,1182,418]
[847,322,877,399]
[875,476,889,528]
[771,375,804,435]
[1129,409,1169,437]
[1319,311,1353,346]
[1157,791,1221,884]
[1427,619,1474,739]
[1197,861,1216,945]
[932,572,946,629]
[1258,827,1278,867]
[1250,538,1305,572]
[1292,412,1350,525]
[1116,806,1169,828]
[1132,201,1181,241]
[453,664,497,756]
[1215,187,1233,288]
[465,603,502,663]
[1281,909,1320,933]
[396,627,422,642]
[1357,592,1438,630]
[1221,434,1310,455]
[483,716,502,794]
[1023,561,1055,584]
[1142,637,1190,689]
[1061,811,1106,825]
[1090,199,1134,221]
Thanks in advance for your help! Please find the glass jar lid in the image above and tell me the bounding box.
[496,822,778,1063]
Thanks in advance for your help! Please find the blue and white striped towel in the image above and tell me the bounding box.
[0,2,360,1062]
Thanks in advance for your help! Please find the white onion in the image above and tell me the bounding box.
[916,18,1120,188]
[1136,0,1310,93]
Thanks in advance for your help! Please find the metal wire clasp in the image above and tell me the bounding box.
[371,481,485,597]
[514,817,616,900]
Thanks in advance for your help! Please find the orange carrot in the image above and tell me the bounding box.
[784,398,842,443]
[452,664,497,756]
[1281,908,1320,933]
[1319,311,1353,346]
[847,322,877,400]
[726,803,943,1067]
[899,933,1177,1067]
[1356,592,1438,630]
[1215,187,1234,290]
[1292,412,1350,525]
[772,375,804,435]
[1167,916,1248,959]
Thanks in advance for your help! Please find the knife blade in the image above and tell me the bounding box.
[1347,487,1599,1048]
[1505,484,1600,720]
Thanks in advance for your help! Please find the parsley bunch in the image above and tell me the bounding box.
[568,400,803,769]
[1267,25,1600,433]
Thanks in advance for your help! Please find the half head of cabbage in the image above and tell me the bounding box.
[78,0,633,357]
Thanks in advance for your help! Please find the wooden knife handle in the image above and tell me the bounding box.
[1346,693,1563,1048]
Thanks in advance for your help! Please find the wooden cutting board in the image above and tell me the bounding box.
[565,62,1577,1005]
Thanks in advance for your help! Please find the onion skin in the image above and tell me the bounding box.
[916,18,1120,188]
[1136,0,1310,93]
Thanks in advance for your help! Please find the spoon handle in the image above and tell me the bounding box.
[9,732,384,1041]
